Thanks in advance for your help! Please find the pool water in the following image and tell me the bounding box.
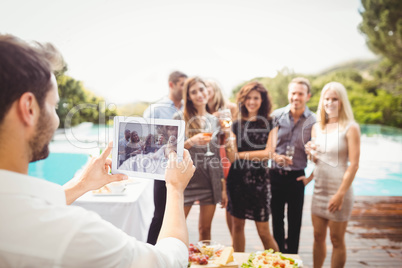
[28,153,89,185]
[304,162,402,196]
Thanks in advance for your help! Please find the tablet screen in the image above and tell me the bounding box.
[112,116,184,180]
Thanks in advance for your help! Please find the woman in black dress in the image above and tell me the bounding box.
[226,82,281,252]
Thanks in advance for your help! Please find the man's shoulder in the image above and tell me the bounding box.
[271,106,289,122]
[143,97,176,118]
[272,106,288,117]
[303,106,317,123]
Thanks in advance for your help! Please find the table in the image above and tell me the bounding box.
[72,179,154,242]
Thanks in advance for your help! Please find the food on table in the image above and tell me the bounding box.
[188,242,234,266]
[188,243,209,265]
[241,249,298,268]
[197,240,224,258]
[213,247,234,266]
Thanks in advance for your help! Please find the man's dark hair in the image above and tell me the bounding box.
[168,71,187,84]
[0,34,64,124]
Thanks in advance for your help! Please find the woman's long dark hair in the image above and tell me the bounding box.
[236,81,272,122]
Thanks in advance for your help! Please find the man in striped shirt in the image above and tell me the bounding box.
[270,77,316,254]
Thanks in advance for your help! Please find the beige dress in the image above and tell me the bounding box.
[311,123,354,222]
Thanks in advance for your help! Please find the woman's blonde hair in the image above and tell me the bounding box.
[205,79,226,114]
[183,76,207,138]
[317,82,354,130]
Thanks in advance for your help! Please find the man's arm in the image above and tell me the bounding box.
[63,143,128,205]
[157,149,195,245]
[62,148,195,268]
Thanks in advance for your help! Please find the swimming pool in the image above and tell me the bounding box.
[304,162,402,196]
[28,153,89,185]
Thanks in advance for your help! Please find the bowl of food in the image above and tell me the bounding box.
[196,240,224,257]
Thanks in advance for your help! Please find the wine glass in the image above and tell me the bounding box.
[285,145,295,170]
[286,145,295,160]
[203,119,215,157]
[218,108,233,128]
[306,137,319,163]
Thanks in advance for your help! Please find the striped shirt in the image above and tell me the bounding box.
[272,105,316,170]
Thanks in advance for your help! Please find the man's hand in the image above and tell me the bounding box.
[78,142,128,192]
[296,175,312,186]
[158,149,195,245]
[273,154,293,167]
[64,142,128,205]
[165,149,195,192]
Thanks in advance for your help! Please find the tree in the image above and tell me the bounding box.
[359,0,402,63]
[56,75,117,128]
[359,0,402,95]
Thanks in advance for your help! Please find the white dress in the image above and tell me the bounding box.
[311,123,355,222]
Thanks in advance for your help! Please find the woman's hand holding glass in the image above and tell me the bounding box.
[218,108,235,147]
[190,133,212,146]
[305,138,319,163]
[218,108,233,129]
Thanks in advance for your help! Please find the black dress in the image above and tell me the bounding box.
[226,119,273,222]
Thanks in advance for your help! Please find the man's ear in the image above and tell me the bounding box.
[307,93,312,102]
[168,81,174,89]
[18,92,39,127]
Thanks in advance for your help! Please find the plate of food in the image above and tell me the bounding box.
[197,240,224,257]
[91,183,126,196]
[188,242,237,267]
[241,249,302,268]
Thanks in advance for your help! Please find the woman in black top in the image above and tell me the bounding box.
[226,82,286,252]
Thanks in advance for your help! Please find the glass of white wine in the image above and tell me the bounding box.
[218,108,232,128]
[285,145,295,170]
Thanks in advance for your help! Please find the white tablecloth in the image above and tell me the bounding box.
[72,179,154,242]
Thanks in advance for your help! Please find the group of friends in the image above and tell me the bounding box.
[144,70,360,268]
[0,34,360,268]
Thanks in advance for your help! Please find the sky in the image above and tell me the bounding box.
[1,0,376,104]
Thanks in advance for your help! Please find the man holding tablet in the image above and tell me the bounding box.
[0,34,195,268]
[143,71,188,245]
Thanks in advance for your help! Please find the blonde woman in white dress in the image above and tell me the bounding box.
[301,82,360,268]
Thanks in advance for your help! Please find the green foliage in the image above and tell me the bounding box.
[230,64,402,128]
[359,0,402,63]
[56,75,117,128]
[359,0,402,95]
[117,102,150,117]
[231,68,315,111]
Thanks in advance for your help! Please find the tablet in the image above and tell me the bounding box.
[112,116,185,180]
